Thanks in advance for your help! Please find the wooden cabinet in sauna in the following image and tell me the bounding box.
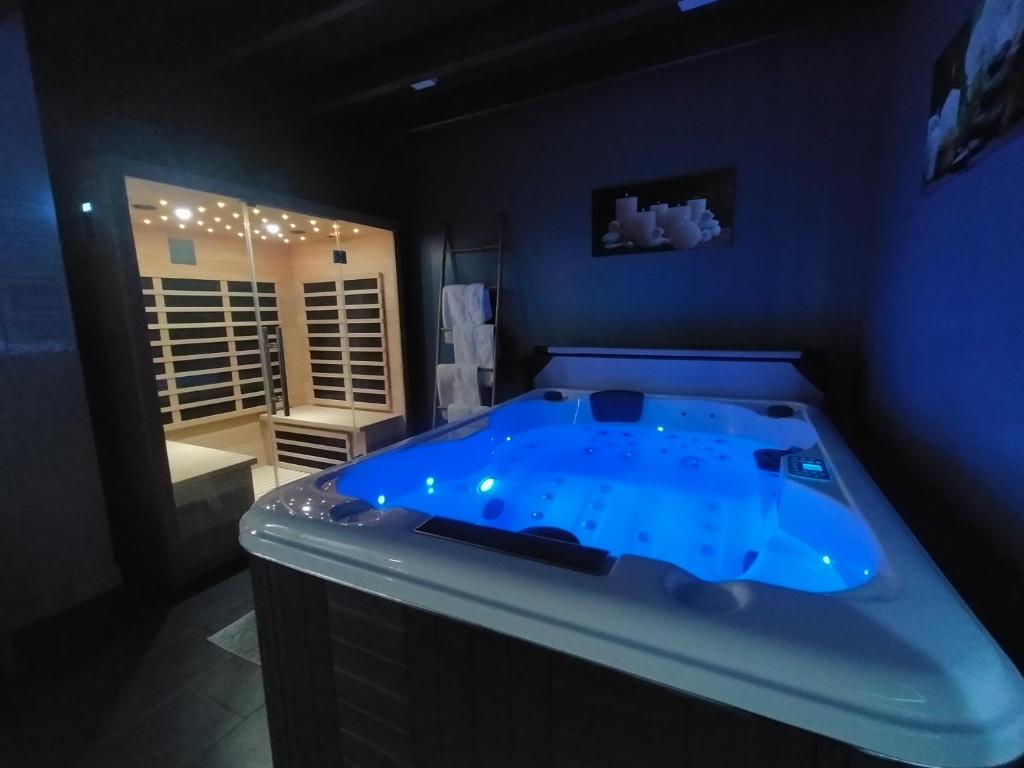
[260,406,405,474]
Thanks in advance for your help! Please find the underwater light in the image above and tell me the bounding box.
[657,426,665,432]
[477,477,496,493]
[174,207,192,221]
[426,477,435,487]
[377,494,386,506]
[822,555,832,565]
[80,201,93,213]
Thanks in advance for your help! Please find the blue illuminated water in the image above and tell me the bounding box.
[335,396,881,593]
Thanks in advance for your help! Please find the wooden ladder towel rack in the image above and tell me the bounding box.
[430,216,505,429]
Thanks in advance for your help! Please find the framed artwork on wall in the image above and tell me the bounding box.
[926,0,1024,187]
[592,168,735,257]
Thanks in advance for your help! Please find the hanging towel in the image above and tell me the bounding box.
[452,324,494,370]
[446,403,490,422]
[436,363,481,407]
[442,283,491,329]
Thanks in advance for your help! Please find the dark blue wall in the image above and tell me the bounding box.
[0,11,121,667]
[862,0,1024,567]
[400,12,896,429]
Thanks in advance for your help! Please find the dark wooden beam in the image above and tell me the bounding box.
[301,0,673,118]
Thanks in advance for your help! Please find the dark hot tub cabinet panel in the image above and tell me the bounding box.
[250,556,896,768]
[243,350,1024,768]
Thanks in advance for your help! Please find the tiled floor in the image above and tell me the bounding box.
[0,571,271,768]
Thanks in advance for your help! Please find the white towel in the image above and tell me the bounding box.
[446,403,490,422]
[442,284,491,329]
[436,363,480,407]
[452,324,494,370]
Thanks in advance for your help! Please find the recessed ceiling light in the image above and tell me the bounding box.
[225,224,232,230]
[289,222,295,228]
[281,214,289,220]
[159,199,168,206]
[266,223,280,234]
[160,215,169,221]
[353,227,359,233]
[252,207,260,215]
[260,235,267,240]
[411,77,438,91]
[197,206,206,213]
[677,0,720,10]
[174,207,192,221]
[178,223,186,229]
[237,232,244,237]
[232,212,240,219]
[313,227,320,233]
[143,218,152,225]
[261,217,268,224]
[254,229,261,234]
[300,236,306,241]
[197,220,204,226]
[216,201,226,208]
[214,216,221,223]
[277,232,284,238]
[207,227,214,233]
[283,238,290,243]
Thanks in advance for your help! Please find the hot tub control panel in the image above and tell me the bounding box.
[786,455,831,481]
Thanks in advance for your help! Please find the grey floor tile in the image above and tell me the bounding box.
[79,688,242,768]
[186,706,272,768]
[192,654,265,718]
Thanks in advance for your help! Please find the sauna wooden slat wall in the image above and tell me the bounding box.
[302,273,391,411]
[143,276,281,428]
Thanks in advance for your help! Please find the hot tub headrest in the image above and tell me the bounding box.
[589,390,644,423]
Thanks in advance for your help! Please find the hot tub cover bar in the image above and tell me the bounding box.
[241,349,1024,768]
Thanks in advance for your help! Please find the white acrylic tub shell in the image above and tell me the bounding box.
[241,390,1024,768]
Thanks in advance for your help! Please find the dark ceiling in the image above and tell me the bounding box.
[25,0,899,138]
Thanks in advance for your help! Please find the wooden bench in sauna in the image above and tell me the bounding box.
[165,440,257,579]
[261,405,406,473]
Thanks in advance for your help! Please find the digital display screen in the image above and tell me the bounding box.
[802,461,823,472]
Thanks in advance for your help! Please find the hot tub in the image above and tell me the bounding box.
[241,351,1024,768]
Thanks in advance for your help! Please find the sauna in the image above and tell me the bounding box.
[111,175,406,584]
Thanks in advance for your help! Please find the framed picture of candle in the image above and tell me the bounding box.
[591,168,736,257]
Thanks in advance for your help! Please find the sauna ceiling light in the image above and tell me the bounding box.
[174,207,192,221]
[266,223,280,234]
[411,77,438,90]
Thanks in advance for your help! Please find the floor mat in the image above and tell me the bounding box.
[208,611,261,666]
